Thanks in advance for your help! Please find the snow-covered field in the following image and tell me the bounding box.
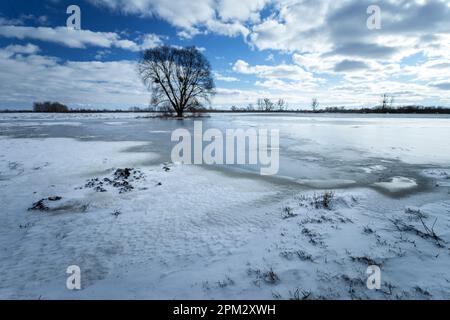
[0,113,449,299]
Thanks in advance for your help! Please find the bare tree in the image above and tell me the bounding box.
[257,98,264,111]
[257,98,275,112]
[138,46,215,117]
[311,98,319,112]
[277,99,287,111]
[380,93,394,111]
[264,98,275,111]
[381,93,389,110]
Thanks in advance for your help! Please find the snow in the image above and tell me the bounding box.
[1,113,450,300]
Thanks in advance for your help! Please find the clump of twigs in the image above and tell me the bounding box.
[289,288,312,300]
[405,207,428,221]
[390,212,445,248]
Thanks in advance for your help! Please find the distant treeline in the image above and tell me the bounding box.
[33,101,69,113]
[1,101,450,114]
[321,106,450,114]
[0,103,154,113]
[212,106,450,114]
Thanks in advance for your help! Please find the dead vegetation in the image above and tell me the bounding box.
[281,206,297,219]
[296,250,314,262]
[217,276,235,288]
[363,225,374,234]
[314,191,335,209]
[279,249,314,262]
[301,227,325,247]
[405,207,428,221]
[111,210,122,218]
[81,168,145,193]
[248,267,280,286]
[390,212,445,248]
[289,287,312,300]
[28,196,62,211]
[295,191,336,210]
[350,255,384,267]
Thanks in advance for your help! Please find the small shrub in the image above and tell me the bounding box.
[111,210,122,218]
[281,206,296,219]
[296,191,336,210]
[262,268,280,284]
[363,225,374,234]
[313,191,335,209]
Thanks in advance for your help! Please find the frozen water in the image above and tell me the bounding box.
[373,177,418,194]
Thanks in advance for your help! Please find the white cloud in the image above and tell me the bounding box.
[265,53,274,62]
[0,46,149,108]
[4,43,40,56]
[0,14,49,27]
[0,25,163,51]
[217,0,268,22]
[233,59,314,81]
[87,0,269,38]
[214,72,239,82]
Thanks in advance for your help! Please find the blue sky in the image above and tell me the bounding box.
[0,0,450,109]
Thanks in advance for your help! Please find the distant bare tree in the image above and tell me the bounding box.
[311,98,319,112]
[277,99,287,111]
[381,93,389,110]
[257,98,276,112]
[257,98,264,111]
[264,98,275,111]
[381,93,394,111]
[138,46,215,117]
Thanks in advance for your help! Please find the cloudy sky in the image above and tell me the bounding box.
[0,0,450,109]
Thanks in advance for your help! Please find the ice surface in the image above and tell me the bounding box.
[296,179,357,188]
[373,177,418,193]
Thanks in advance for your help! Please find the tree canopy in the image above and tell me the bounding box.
[139,46,215,117]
